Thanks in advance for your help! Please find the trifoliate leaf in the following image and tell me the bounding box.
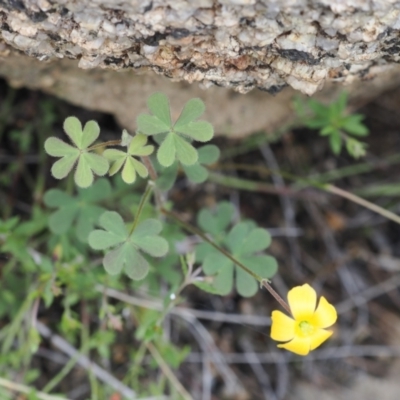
[43,179,111,242]
[88,212,169,280]
[104,133,153,184]
[44,116,109,188]
[197,201,235,237]
[137,93,214,167]
[154,144,220,189]
[195,204,277,297]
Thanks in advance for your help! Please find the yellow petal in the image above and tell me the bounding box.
[271,311,296,342]
[310,296,337,329]
[287,284,316,320]
[278,337,311,356]
[309,328,333,351]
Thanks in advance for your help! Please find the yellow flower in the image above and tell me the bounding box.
[271,284,337,356]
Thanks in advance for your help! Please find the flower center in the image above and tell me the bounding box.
[297,320,315,337]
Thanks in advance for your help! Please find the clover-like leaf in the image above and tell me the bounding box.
[182,144,220,183]
[154,144,220,191]
[137,93,214,167]
[195,205,277,297]
[43,179,112,242]
[88,212,169,280]
[44,116,109,188]
[104,133,154,184]
[197,201,235,238]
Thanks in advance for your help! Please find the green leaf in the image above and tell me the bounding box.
[79,178,112,202]
[48,206,78,235]
[45,116,109,187]
[124,248,149,280]
[44,137,78,157]
[227,222,251,251]
[213,265,234,295]
[174,135,198,165]
[103,244,130,275]
[137,114,170,135]
[44,180,111,242]
[333,91,348,116]
[89,212,168,280]
[343,115,369,136]
[157,132,176,167]
[197,201,234,236]
[99,211,128,238]
[240,228,271,254]
[236,264,258,297]
[174,98,205,128]
[155,162,178,191]
[132,219,169,257]
[320,125,337,136]
[329,133,342,155]
[242,255,278,279]
[128,133,154,155]
[51,155,79,179]
[183,163,208,183]
[202,252,232,275]
[131,158,149,178]
[133,219,162,237]
[121,157,137,184]
[43,189,72,207]
[104,134,151,184]
[81,120,100,149]
[89,229,125,250]
[75,155,95,188]
[63,116,83,148]
[134,236,169,257]
[147,93,172,127]
[198,144,220,165]
[196,207,278,297]
[175,121,214,142]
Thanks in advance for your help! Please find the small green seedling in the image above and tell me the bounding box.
[294,92,369,159]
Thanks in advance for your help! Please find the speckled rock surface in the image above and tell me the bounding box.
[2,49,400,138]
[1,0,400,95]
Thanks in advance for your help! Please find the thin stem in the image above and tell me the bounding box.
[129,182,154,235]
[142,156,158,181]
[146,342,193,400]
[261,280,291,315]
[213,163,400,226]
[88,139,121,151]
[161,208,263,283]
[326,184,400,225]
[141,155,163,208]
[0,377,66,400]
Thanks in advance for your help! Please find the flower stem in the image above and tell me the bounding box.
[129,182,154,235]
[88,139,121,151]
[261,280,291,315]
